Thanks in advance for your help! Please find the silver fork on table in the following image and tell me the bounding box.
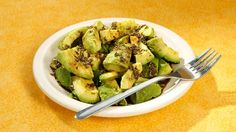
[75,48,221,119]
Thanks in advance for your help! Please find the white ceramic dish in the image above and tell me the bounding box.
[33,18,195,117]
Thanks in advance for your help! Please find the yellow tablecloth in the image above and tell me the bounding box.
[0,0,235,131]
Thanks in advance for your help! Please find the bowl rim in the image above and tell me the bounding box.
[33,18,195,117]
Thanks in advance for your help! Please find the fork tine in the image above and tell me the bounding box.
[195,52,218,71]
[189,48,212,65]
[198,55,222,75]
[192,50,215,68]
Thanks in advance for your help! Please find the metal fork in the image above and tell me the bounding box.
[75,48,221,119]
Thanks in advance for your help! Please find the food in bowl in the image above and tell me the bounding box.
[50,20,180,106]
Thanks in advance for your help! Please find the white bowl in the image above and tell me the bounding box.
[33,18,195,117]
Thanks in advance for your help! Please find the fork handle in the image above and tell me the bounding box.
[75,76,169,119]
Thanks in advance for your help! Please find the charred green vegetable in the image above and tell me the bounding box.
[130,77,162,104]
[57,46,94,79]
[59,27,88,50]
[103,44,132,72]
[55,67,72,89]
[120,63,142,90]
[100,29,120,44]
[72,76,100,104]
[147,37,180,63]
[82,28,101,53]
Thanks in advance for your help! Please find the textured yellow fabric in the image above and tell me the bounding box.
[0,0,236,131]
